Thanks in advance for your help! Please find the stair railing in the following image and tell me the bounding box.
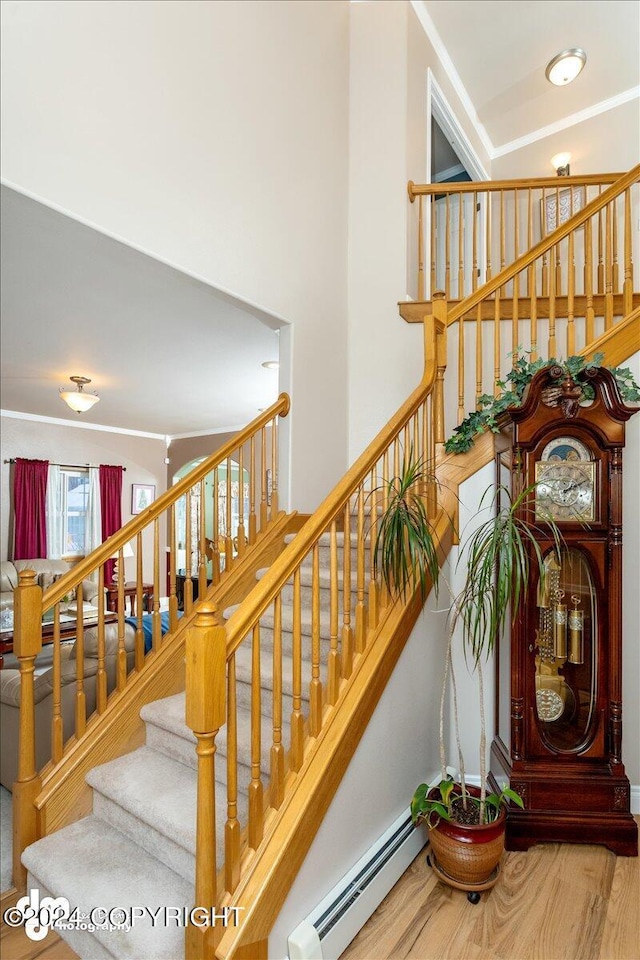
[11,393,290,888]
[184,312,447,959]
[407,167,640,432]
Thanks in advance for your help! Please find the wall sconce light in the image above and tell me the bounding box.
[59,376,100,413]
[545,48,586,86]
[551,153,572,177]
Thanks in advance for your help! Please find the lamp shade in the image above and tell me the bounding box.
[110,542,134,560]
[60,376,100,413]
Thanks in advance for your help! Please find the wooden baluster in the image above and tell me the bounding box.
[96,567,108,712]
[475,303,483,408]
[225,652,240,893]
[380,450,390,609]
[355,487,367,654]
[541,189,549,295]
[585,216,595,343]
[623,188,633,316]
[500,191,506,295]
[549,245,557,356]
[290,570,304,772]
[472,190,478,293]
[185,603,226,960]
[185,488,194,610]
[445,194,451,299]
[529,265,538,361]
[213,468,221,585]
[12,570,43,889]
[554,184,562,294]
[169,503,179,631]
[605,201,614,329]
[432,292,447,450]
[368,466,379,630]
[328,520,340,704]
[199,476,209,597]
[494,290,501,394]
[271,416,279,517]
[260,427,268,530]
[512,189,519,359]
[116,570,127,691]
[75,587,87,734]
[485,190,492,284]
[51,605,63,762]
[152,519,161,652]
[457,192,464,299]
[225,457,233,570]
[597,200,604,293]
[249,436,257,542]
[310,544,323,736]
[420,195,427,300]
[135,532,145,671]
[271,594,285,809]
[457,316,465,424]
[236,444,247,556]
[342,503,354,679]
[612,195,619,294]
[567,229,576,355]
[527,188,533,291]
[248,623,264,847]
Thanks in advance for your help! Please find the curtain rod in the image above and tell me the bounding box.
[4,459,126,471]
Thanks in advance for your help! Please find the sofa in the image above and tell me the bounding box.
[0,620,136,789]
[0,558,102,611]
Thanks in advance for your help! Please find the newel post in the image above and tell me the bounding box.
[185,602,227,960]
[12,569,43,889]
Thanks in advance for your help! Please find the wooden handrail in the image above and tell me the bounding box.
[223,320,444,658]
[408,172,624,199]
[41,393,291,609]
[446,166,640,325]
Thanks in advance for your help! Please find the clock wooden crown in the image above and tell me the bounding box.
[491,363,638,857]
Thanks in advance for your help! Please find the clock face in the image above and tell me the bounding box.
[535,437,596,521]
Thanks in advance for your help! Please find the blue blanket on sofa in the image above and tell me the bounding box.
[125,611,182,653]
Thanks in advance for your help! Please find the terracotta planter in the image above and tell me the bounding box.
[428,784,506,885]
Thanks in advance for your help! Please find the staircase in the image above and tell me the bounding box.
[11,166,640,960]
[21,526,367,960]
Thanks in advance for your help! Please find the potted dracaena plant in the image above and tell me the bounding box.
[373,447,562,898]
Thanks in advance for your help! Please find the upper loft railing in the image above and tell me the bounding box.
[405,166,640,432]
[10,393,290,887]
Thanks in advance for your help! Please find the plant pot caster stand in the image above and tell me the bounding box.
[425,845,501,904]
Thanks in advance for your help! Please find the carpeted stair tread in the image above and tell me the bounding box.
[141,692,195,746]
[86,747,197,856]
[22,815,193,960]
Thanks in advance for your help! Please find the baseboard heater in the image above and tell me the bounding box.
[287,801,429,960]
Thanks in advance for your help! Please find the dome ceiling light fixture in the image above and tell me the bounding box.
[545,48,587,86]
[261,360,279,370]
[59,375,100,413]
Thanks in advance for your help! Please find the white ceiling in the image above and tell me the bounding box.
[1,1,638,438]
[0,186,281,437]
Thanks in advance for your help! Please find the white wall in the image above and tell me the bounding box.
[0,0,350,513]
[270,595,448,959]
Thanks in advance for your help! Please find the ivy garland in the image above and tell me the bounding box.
[444,351,640,455]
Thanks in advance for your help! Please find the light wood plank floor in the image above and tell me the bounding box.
[340,826,640,960]
[2,828,638,960]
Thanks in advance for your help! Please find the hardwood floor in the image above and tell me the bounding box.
[2,826,638,960]
[340,825,640,960]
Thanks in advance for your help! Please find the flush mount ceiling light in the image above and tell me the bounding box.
[545,48,587,86]
[261,360,279,369]
[59,375,100,413]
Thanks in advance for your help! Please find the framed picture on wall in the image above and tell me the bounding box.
[131,483,155,515]
[542,186,586,234]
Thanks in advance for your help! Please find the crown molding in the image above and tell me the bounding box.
[492,86,640,158]
[0,409,166,440]
[168,424,247,442]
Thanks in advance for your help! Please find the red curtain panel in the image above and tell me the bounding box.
[99,464,124,584]
[13,458,49,560]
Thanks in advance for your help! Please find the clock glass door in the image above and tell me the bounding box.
[535,548,597,751]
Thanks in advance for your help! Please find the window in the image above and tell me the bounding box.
[62,468,90,556]
[46,465,101,560]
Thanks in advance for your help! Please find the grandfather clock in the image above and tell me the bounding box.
[490,364,638,856]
